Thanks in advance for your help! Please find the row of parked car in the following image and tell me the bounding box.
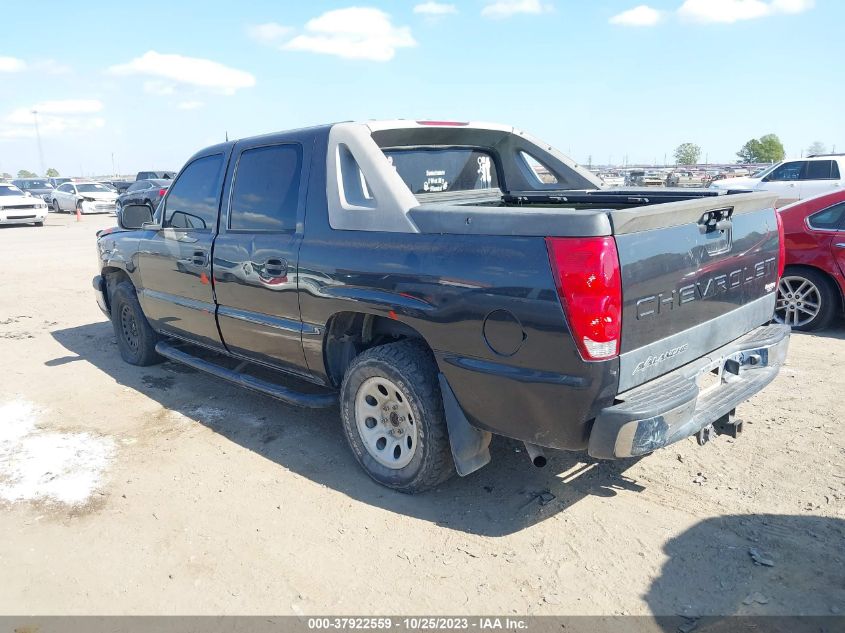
[3,171,175,219]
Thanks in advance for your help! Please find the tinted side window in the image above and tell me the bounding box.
[127,182,145,192]
[767,161,806,181]
[807,202,845,230]
[164,154,224,230]
[229,144,302,232]
[805,160,837,180]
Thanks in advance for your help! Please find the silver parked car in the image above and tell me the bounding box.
[50,181,119,214]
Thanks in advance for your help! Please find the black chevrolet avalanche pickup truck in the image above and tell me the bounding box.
[94,120,790,493]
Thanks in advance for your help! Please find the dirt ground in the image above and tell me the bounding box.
[0,213,843,618]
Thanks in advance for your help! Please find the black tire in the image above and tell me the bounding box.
[110,281,163,366]
[75,200,83,215]
[51,199,60,213]
[776,267,839,332]
[340,340,455,493]
[34,221,44,227]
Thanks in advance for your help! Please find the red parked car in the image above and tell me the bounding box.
[776,189,845,330]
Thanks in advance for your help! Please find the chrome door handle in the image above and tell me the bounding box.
[835,243,845,249]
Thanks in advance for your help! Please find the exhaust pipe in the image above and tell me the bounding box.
[523,442,547,468]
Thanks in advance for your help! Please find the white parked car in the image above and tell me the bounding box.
[0,183,48,226]
[710,154,844,205]
[50,181,119,214]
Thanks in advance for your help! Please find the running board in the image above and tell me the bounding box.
[154,341,337,409]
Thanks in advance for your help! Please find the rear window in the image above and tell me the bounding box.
[381,148,499,194]
[807,202,845,230]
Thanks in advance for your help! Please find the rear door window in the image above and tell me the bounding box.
[163,154,224,230]
[805,160,839,180]
[382,148,499,194]
[807,202,845,230]
[228,144,302,232]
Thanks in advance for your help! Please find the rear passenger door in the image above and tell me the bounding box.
[136,153,227,349]
[801,160,842,199]
[212,140,310,376]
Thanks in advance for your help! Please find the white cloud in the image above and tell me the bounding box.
[108,51,255,95]
[177,100,205,110]
[610,5,663,26]
[0,56,26,72]
[31,59,72,74]
[0,100,105,140]
[284,8,416,62]
[414,2,458,15]
[678,0,814,23]
[32,100,103,115]
[481,0,553,19]
[247,22,292,44]
[143,80,177,96]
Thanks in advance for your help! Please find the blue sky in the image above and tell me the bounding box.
[0,0,839,176]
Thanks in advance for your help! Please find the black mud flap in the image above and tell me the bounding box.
[438,373,492,477]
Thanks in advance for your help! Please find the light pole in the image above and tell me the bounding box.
[31,110,45,176]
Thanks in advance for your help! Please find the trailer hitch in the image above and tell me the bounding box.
[697,410,743,446]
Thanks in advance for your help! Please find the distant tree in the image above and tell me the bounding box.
[1,172,11,179]
[674,143,701,165]
[17,169,36,178]
[45,167,60,177]
[737,134,785,163]
[806,141,827,157]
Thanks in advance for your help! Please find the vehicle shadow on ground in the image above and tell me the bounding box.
[52,321,646,537]
[795,320,845,341]
[645,514,845,630]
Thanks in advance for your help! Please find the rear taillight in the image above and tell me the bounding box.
[545,236,622,361]
[158,188,168,197]
[775,210,785,279]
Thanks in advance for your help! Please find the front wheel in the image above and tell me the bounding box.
[52,199,60,213]
[340,340,455,493]
[110,281,163,366]
[775,268,839,331]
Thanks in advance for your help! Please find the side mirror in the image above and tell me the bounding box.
[24,191,33,197]
[119,204,154,230]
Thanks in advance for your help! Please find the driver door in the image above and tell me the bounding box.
[136,152,228,349]
[760,160,806,206]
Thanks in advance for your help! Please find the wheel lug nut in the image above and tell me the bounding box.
[392,404,398,410]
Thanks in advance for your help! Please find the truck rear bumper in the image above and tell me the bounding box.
[588,323,790,459]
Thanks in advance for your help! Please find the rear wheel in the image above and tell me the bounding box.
[34,221,43,227]
[51,199,60,213]
[775,268,839,331]
[110,281,163,366]
[340,340,455,493]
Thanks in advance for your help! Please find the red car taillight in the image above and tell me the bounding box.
[158,188,168,197]
[775,209,786,279]
[545,236,622,361]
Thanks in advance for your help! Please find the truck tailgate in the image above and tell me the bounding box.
[611,191,781,391]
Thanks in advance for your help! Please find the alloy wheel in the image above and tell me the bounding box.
[775,275,821,328]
